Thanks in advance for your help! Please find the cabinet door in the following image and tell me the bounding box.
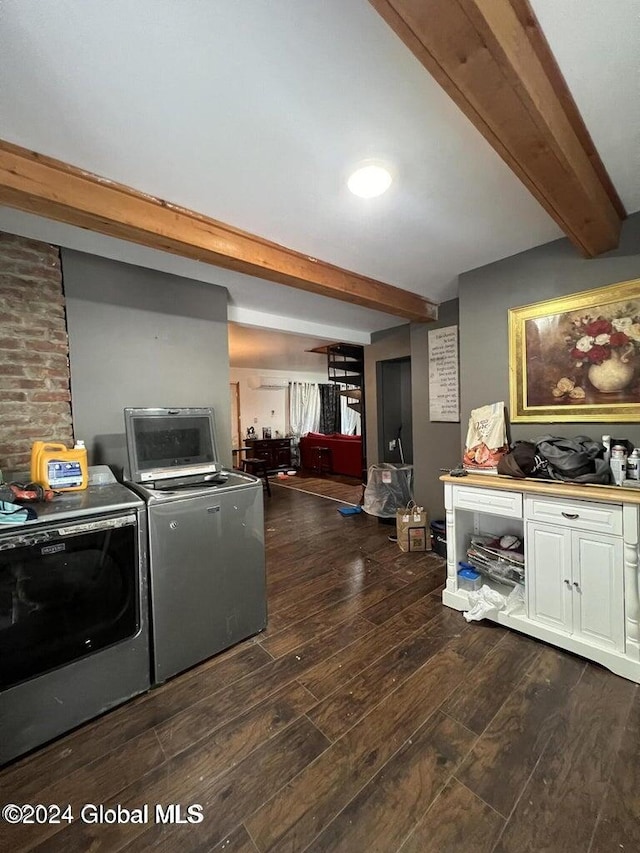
[571,530,624,651]
[274,444,291,468]
[249,442,271,464]
[527,522,572,633]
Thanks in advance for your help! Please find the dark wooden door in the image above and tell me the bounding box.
[378,356,413,464]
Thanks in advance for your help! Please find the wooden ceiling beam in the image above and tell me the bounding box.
[0,139,437,323]
[369,0,625,256]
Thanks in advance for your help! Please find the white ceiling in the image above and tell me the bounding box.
[229,325,331,372]
[0,0,638,349]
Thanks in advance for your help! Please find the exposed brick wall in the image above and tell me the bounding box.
[0,231,73,475]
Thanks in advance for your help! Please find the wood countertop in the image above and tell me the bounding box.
[440,472,640,505]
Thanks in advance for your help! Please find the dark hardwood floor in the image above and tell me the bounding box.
[269,471,364,506]
[1,485,638,852]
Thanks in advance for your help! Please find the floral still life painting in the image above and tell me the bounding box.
[509,279,640,422]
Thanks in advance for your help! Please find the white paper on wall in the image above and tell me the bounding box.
[428,325,460,422]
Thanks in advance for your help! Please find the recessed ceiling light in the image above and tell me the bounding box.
[347,163,393,198]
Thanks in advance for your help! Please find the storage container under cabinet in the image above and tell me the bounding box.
[457,564,482,591]
[430,519,447,557]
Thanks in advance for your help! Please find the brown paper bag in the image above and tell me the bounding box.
[396,503,430,552]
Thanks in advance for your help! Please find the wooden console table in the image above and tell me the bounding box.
[245,437,292,472]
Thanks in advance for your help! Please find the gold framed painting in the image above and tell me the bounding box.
[509,279,640,423]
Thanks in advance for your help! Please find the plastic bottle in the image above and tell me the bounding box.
[602,435,611,466]
[627,449,640,481]
[610,445,627,486]
[30,440,88,491]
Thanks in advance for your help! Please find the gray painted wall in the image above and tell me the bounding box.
[62,249,231,476]
[364,305,462,520]
[410,298,461,519]
[458,211,640,450]
[364,325,411,468]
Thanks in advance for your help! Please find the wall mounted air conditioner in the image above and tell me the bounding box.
[247,375,289,390]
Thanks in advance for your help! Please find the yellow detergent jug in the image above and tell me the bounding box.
[30,440,88,491]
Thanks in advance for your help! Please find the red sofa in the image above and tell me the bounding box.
[299,432,363,478]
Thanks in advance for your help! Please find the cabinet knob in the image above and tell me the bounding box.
[573,581,581,591]
[561,512,579,519]
[564,579,571,587]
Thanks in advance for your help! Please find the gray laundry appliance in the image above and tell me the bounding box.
[0,482,150,765]
[123,407,267,684]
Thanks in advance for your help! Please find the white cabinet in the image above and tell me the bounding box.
[453,486,522,518]
[442,475,640,684]
[444,486,524,601]
[528,521,623,651]
[572,529,624,650]
[527,494,622,535]
[527,522,572,633]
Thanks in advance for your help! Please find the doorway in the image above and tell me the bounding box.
[230,382,241,449]
[377,357,413,464]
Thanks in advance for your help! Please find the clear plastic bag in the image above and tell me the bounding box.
[362,464,413,518]
[463,586,507,622]
[505,584,526,616]
[463,583,525,622]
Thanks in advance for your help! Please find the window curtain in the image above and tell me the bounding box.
[289,382,320,467]
[319,384,340,434]
[289,382,320,437]
[340,393,361,436]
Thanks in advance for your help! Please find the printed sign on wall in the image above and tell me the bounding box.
[428,325,460,422]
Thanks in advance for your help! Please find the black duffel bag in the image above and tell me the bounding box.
[535,435,613,485]
[497,441,546,479]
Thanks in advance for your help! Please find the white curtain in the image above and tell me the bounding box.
[340,393,361,435]
[289,382,320,437]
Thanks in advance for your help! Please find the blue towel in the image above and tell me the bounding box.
[0,501,37,524]
[337,505,362,516]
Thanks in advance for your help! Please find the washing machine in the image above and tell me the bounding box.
[123,406,267,683]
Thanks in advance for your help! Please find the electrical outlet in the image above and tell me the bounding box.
[389,440,396,451]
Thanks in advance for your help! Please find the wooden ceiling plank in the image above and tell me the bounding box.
[461,0,621,233]
[450,1,619,254]
[369,0,624,257]
[0,139,437,323]
[368,0,592,249]
[507,0,626,220]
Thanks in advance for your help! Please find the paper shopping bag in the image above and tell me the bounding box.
[396,503,430,552]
